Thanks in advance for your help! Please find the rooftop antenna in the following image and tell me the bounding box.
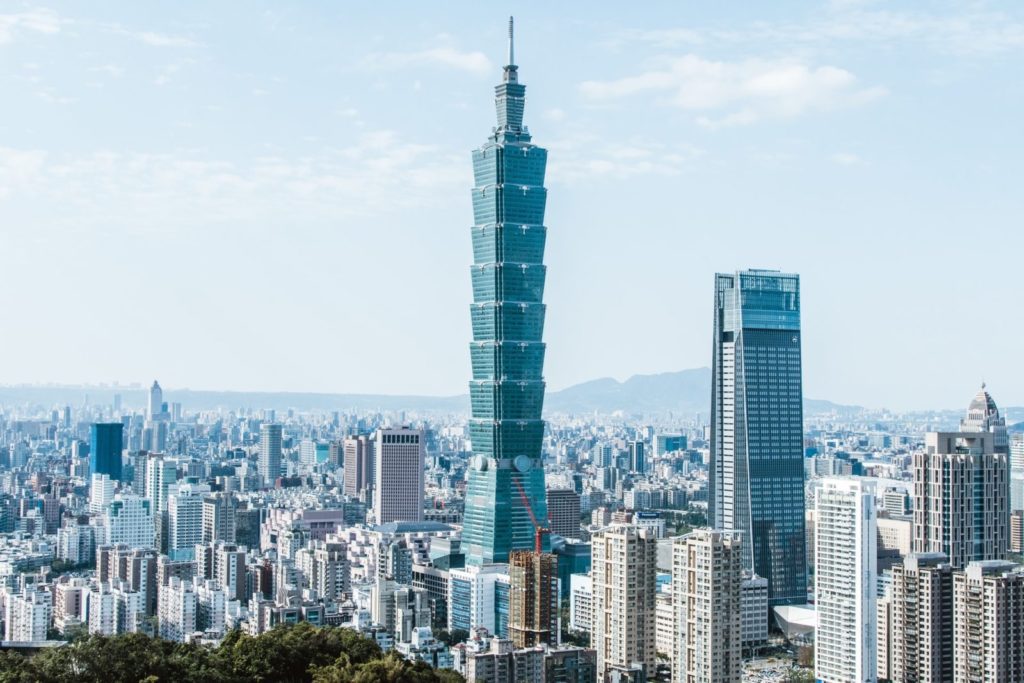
[507,16,515,67]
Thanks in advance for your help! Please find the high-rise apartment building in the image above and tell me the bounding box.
[342,435,373,501]
[814,477,877,683]
[89,473,114,514]
[710,269,806,607]
[591,523,657,681]
[886,553,954,683]
[953,560,1024,682]
[372,427,424,524]
[671,529,743,683]
[462,18,550,567]
[913,431,1008,569]
[90,422,124,481]
[158,576,197,643]
[546,488,582,541]
[259,423,282,485]
[3,586,51,642]
[168,482,210,560]
[508,543,559,649]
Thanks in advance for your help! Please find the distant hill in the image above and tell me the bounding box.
[0,369,863,417]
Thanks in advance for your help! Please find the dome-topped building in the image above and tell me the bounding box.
[961,383,1009,454]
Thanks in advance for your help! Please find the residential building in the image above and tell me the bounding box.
[814,477,876,683]
[591,524,657,681]
[913,431,1008,568]
[672,529,743,683]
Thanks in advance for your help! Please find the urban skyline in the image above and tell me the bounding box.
[2,2,1023,410]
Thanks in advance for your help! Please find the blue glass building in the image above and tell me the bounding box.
[462,18,549,566]
[90,422,124,481]
[710,270,807,607]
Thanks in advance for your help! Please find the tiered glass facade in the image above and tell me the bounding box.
[710,270,807,607]
[462,21,549,566]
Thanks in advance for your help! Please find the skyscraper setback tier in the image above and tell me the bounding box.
[462,18,549,566]
[710,269,807,607]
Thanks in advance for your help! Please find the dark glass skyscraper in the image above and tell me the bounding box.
[710,269,806,607]
[90,422,124,481]
[462,18,549,566]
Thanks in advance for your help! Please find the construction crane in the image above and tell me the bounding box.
[512,475,550,554]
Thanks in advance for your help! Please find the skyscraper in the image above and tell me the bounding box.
[148,380,164,421]
[372,427,424,524]
[710,269,806,607]
[259,423,282,485]
[814,477,877,683]
[462,17,549,566]
[953,560,1024,682]
[913,431,1008,569]
[90,422,124,481]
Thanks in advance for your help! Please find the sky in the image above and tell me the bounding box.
[0,1,1022,411]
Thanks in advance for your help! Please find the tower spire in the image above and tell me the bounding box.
[507,16,515,67]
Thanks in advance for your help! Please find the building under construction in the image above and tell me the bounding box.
[508,530,559,649]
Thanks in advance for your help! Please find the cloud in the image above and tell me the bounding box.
[0,8,61,44]
[0,132,468,227]
[134,30,197,48]
[543,108,567,122]
[617,7,1024,57]
[546,136,702,182]
[831,152,862,166]
[581,55,885,127]
[366,46,492,74]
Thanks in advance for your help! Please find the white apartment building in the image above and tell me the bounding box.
[103,495,155,548]
[159,576,197,642]
[815,477,877,683]
[3,586,52,642]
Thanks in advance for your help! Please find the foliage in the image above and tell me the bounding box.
[0,623,464,683]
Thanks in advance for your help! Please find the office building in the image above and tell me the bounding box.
[90,422,124,481]
[628,441,645,474]
[202,492,236,543]
[710,270,806,607]
[448,564,510,636]
[741,574,769,650]
[343,435,373,501]
[462,18,550,566]
[89,473,114,514]
[591,523,657,681]
[547,488,582,541]
[672,529,743,683]
[259,423,282,485]
[508,543,559,649]
[814,478,876,683]
[569,573,592,636]
[373,427,424,524]
[913,431,1008,568]
[103,495,155,548]
[953,560,1024,682]
[148,380,164,421]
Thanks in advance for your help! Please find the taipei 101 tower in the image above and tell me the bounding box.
[462,17,550,566]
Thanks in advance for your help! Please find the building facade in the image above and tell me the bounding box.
[90,422,124,481]
[372,427,424,524]
[814,478,877,683]
[710,269,806,607]
[259,423,282,485]
[591,523,657,681]
[672,529,743,683]
[462,18,550,567]
[913,431,1008,569]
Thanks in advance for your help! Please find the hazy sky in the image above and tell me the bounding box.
[1,1,1022,410]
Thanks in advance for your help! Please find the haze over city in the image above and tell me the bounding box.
[2,2,1022,410]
